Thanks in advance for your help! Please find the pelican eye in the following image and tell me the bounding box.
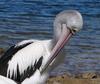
[73,29,77,33]
[70,28,77,35]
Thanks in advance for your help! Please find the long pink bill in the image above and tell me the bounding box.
[41,24,73,74]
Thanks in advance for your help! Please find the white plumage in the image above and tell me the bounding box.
[0,75,16,84]
[7,40,51,79]
[0,70,47,84]
[22,70,48,84]
[0,10,83,84]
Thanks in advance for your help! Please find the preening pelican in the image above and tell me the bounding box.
[0,10,83,84]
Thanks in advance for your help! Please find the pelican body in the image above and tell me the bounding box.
[0,10,83,84]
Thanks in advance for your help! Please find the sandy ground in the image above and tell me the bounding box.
[0,48,100,84]
[47,73,100,84]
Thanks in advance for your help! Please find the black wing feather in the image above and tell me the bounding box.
[19,56,43,82]
[0,42,33,63]
[0,42,33,79]
[0,41,44,83]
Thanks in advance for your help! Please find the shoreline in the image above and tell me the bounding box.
[47,73,100,84]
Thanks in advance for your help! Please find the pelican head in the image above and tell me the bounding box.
[54,10,83,37]
[41,10,83,73]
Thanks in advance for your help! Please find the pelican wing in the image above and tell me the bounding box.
[3,40,51,82]
[0,40,35,80]
[0,40,35,63]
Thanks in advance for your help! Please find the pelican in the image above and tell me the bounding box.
[0,10,83,84]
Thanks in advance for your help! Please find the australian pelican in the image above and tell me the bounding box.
[0,10,83,84]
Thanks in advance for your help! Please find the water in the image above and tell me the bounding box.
[0,0,100,76]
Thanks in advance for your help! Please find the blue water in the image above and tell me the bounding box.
[0,0,100,75]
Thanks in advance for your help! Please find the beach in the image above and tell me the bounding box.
[47,77,100,84]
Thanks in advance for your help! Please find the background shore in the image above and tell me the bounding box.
[47,76,100,84]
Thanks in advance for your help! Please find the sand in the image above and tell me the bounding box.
[47,73,100,84]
